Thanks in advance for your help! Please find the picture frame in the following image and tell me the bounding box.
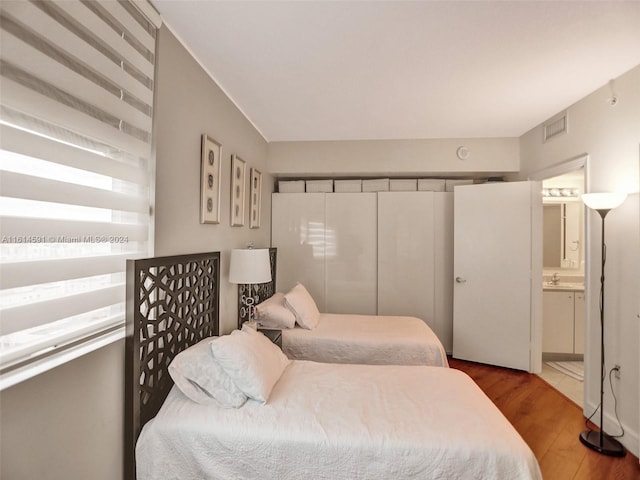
[249,168,262,228]
[230,154,246,226]
[200,135,221,224]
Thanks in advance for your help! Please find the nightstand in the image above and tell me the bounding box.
[258,328,282,348]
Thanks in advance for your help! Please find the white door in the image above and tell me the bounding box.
[325,193,377,314]
[453,182,542,372]
[434,192,454,353]
[378,192,435,324]
[271,193,327,311]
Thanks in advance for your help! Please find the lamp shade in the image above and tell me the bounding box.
[582,192,627,211]
[229,249,272,284]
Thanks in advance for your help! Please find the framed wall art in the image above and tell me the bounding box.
[249,168,262,228]
[230,154,246,226]
[200,135,222,224]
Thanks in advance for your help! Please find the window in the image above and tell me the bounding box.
[0,0,161,389]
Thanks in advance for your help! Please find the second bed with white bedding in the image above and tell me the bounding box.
[281,313,449,366]
[137,360,540,480]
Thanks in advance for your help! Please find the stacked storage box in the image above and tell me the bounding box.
[417,179,446,192]
[362,178,390,192]
[389,179,417,191]
[278,180,306,193]
[305,179,334,193]
[334,180,362,193]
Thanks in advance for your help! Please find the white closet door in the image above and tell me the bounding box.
[434,192,454,353]
[325,193,378,314]
[271,193,326,311]
[377,192,435,326]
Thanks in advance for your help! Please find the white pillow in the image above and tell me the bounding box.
[168,337,248,408]
[255,292,296,329]
[284,283,320,329]
[210,328,290,403]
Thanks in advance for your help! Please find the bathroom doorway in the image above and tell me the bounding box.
[529,155,588,407]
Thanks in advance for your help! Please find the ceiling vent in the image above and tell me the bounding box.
[543,111,568,143]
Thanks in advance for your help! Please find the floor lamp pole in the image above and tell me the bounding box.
[578,208,625,457]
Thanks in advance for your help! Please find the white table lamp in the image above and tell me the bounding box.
[229,248,272,327]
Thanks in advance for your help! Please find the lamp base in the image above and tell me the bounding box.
[579,430,626,457]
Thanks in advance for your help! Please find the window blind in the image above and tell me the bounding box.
[0,0,160,388]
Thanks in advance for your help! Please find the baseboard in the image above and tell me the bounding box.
[584,399,639,459]
[542,352,584,362]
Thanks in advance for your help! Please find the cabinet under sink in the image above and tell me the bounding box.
[542,290,584,354]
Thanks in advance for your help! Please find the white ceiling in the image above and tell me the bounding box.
[151,1,640,142]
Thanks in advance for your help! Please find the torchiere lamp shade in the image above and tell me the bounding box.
[582,192,627,212]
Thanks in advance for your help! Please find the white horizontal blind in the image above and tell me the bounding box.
[0,0,158,382]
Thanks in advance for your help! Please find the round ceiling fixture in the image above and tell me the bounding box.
[456,146,469,160]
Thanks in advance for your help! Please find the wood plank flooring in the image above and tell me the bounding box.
[449,358,640,480]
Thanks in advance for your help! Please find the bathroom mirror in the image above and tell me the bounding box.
[543,200,583,270]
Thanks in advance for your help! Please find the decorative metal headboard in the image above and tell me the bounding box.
[237,247,277,328]
[124,251,220,480]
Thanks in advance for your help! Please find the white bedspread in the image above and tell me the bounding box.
[136,362,541,480]
[282,313,449,366]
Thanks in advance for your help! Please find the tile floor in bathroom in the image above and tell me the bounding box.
[537,363,584,407]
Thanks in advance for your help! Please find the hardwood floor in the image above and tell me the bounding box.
[449,358,640,480]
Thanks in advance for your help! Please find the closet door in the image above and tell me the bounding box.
[434,192,454,353]
[271,193,326,311]
[377,192,435,326]
[325,193,378,314]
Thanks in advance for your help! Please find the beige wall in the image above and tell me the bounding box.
[154,26,272,334]
[0,340,125,480]
[268,137,519,178]
[0,25,272,480]
[518,65,640,456]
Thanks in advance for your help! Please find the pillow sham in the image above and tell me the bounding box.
[210,328,290,404]
[168,337,247,408]
[255,292,296,329]
[284,283,320,329]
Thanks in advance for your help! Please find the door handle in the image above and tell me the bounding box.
[456,277,466,283]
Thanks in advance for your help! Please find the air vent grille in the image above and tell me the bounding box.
[544,112,568,142]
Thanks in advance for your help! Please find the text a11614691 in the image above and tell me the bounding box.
[1,235,129,243]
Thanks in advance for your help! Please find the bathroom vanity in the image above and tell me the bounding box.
[542,189,585,356]
[542,284,584,355]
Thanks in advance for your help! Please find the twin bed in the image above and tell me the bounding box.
[126,251,541,480]
[240,248,449,367]
[280,313,448,366]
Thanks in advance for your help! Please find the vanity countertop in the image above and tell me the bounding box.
[543,282,584,292]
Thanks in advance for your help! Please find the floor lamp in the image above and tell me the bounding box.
[229,248,272,328]
[579,192,627,457]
